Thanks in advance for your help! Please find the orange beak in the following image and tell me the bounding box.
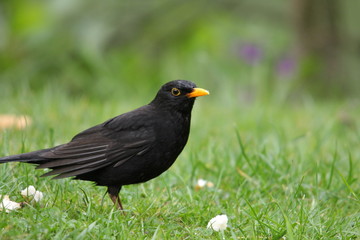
[186,88,210,98]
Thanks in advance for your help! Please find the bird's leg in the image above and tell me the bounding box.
[109,193,123,210]
[107,186,123,210]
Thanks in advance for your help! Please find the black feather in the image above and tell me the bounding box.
[0,80,209,210]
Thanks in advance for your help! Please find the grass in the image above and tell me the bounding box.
[0,81,359,239]
[1,1,359,238]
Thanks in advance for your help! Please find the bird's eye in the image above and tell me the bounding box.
[171,88,181,96]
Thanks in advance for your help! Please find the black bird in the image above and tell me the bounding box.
[0,80,209,210]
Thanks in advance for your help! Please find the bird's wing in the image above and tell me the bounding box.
[37,121,155,179]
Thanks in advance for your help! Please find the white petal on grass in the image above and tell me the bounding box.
[207,214,228,231]
[0,195,22,213]
[33,191,44,202]
[195,179,214,190]
[21,185,36,196]
[197,179,207,187]
[21,186,44,203]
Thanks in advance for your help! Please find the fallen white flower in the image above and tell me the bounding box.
[197,179,207,188]
[21,185,36,196]
[195,179,214,190]
[21,185,44,203]
[207,214,228,231]
[0,195,22,213]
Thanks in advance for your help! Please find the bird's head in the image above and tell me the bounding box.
[150,80,209,113]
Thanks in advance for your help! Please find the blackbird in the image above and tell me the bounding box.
[0,80,209,210]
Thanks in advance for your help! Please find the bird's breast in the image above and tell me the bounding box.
[135,113,191,180]
[96,111,191,186]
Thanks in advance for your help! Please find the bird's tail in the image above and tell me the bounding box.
[0,149,50,164]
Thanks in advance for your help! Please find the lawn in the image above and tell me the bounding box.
[0,79,359,239]
[1,2,360,237]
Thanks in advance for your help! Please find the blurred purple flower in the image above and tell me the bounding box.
[276,56,296,77]
[239,44,263,65]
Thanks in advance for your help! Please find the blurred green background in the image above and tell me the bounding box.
[1,0,359,102]
[1,1,360,238]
